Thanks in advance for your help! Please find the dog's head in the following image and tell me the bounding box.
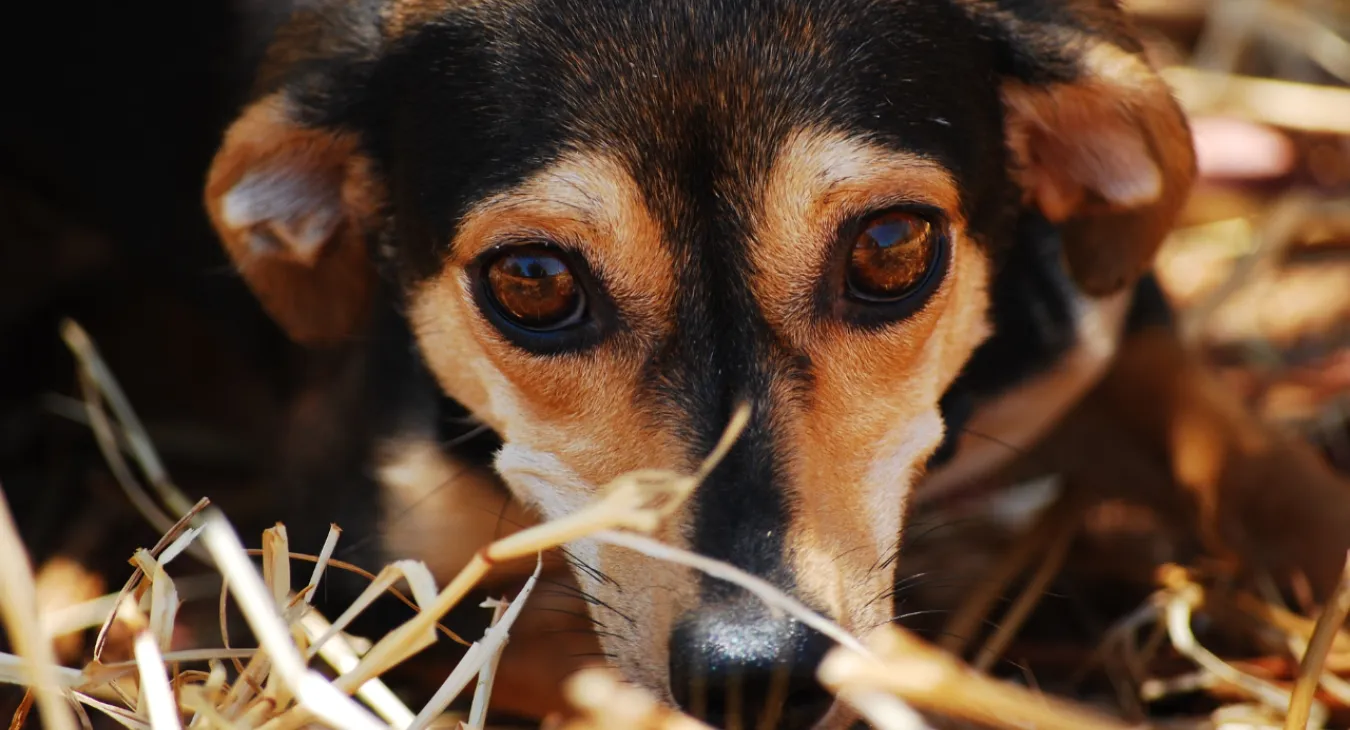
[205,0,1193,725]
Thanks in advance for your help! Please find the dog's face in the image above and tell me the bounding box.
[205,0,1193,725]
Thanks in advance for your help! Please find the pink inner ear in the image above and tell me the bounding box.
[220,166,343,266]
[1064,125,1163,208]
[1024,118,1164,224]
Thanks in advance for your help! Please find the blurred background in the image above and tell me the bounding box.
[1125,0,1350,471]
[0,0,1348,727]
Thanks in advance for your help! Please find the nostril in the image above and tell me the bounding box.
[669,611,836,729]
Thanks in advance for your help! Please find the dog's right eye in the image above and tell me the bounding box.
[483,245,586,331]
[829,206,950,328]
[846,211,939,302]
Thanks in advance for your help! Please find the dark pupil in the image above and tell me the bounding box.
[488,251,580,329]
[848,214,933,299]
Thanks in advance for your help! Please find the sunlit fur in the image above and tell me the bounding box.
[202,0,1196,723]
[407,134,992,693]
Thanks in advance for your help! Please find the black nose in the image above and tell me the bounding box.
[669,606,836,729]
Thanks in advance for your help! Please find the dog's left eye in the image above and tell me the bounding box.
[846,211,940,302]
[483,245,586,331]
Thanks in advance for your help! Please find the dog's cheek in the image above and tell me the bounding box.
[861,409,945,555]
[784,236,992,626]
[493,443,598,522]
[407,273,515,426]
[376,437,543,584]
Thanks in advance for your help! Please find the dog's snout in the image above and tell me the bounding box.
[669,607,835,729]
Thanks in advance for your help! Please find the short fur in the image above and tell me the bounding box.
[202,1,1196,727]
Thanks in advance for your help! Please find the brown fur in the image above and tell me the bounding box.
[204,94,384,345]
[981,324,1350,598]
[1002,41,1197,295]
[748,129,992,625]
[199,1,1204,719]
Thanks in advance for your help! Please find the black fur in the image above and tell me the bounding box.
[282,0,1029,609]
[234,3,1165,714]
[0,0,1179,722]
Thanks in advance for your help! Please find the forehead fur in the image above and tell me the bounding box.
[353,0,1013,279]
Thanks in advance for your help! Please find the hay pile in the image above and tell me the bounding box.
[1,321,1153,730]
[2,300,1350,730]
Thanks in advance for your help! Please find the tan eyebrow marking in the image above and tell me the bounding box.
[447,150,676,340]
[750,126,964,337]
[383,0,511,38]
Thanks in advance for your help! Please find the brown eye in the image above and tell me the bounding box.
[484,246,585,330]
[846,211,939,302]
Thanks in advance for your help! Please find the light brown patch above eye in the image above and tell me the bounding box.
[846,211,937,301]
[747,126,963,340]
[484,245,585,330]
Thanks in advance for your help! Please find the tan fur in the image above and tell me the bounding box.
[203,94,384,345]
[404,132,989,686]
[751,127,963,340]
[1002,42,1196,296]
[409,151,683,480]
[375,436,553,585]
[382,0,501,38]
[750,129,992,630]
[406,151,699,694]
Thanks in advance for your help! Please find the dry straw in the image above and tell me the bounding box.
[5,317,1350,730]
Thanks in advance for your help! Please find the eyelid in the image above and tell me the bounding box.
[478,231,583,257]
[832,204,950,262]
[818,186,952,228]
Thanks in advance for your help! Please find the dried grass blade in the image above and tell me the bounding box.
[41,594,125,641]
[972,504,1080,672]
[197,509,386,730]
[0,483,80,730]
[593,530,868,656]
[132,631,182,730]
[298,611,415,728]
[0,654,84,688]
[129,551,179,654]
[73,693,152,730]
[305,526,342,606]
[262,525,290,609]
[259,525,295,708]
[94,499,210,661]
[180,685,240,730]
[1162,584,1320,725]
[837,690,934,730]
[59,319,194,519]
[939,490,1074,656]
[7,689,35,730]
[464,600,508,730]
[408,557,543,730]
[306,560,439,662]
[1286,552,1350,730]
[96,650,257,675]
[819,625,1131,730]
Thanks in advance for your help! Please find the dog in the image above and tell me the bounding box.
[200,0,1202,726]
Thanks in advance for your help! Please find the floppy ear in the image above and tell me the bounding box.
[204,93,384,346]
[967,1,1198,296]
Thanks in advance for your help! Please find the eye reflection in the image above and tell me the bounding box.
[846,211,937,302]
[484,245,585,330]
